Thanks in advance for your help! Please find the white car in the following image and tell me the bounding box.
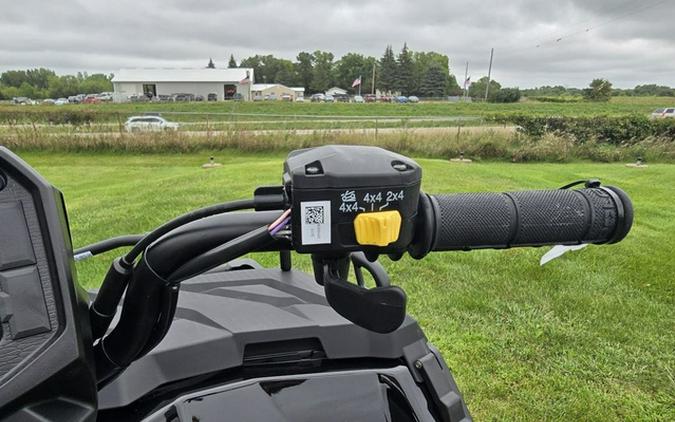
[97,93,113,101]
[650,108,675,119]
[55,98,68,106]
[353,95,364,103]
[124,116,180,132]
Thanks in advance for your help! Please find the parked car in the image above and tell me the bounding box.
[378,95,392,103]
[54,98,68,106]
[172,93,194,102]
[128,94,148,102]
[124,116,180,132]
[97,93,113,102]
[253,94,263,101]
[207,93,218,101]
[364,94,377,103]
[324,95,335,103]
[82,95,101,104]
[232,93,244,101]
[395,96,409,103]
[334,94,349,102]
[310,93,325,102]
[42,99,56,105]
[353,95,365,103]
[408,96,420,103]
[295,97,305,102]
[194,95,205,101]
[281,93,293,101]
[264,94,278,101]
[650,108,675,119]
[12,97,31,105]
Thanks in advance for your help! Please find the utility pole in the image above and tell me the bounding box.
[371,63,376,95]
[484,48,494,102]
[463,61,469,100]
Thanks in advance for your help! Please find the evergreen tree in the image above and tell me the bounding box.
[395,43,415,95]
[206,58,215,69]
[228,55,237,68]
[420,63,448,97]
[413,51,449,96]
[378,46,397,94]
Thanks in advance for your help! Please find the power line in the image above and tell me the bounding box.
[500,0,670,54]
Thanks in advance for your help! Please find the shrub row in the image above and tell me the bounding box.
[0,109,120,125]
[490,114,675,144]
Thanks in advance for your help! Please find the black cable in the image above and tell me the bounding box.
[123,199,256,265]
[167,226,274,283]
[137,284,180,359]
[74,234,144,258]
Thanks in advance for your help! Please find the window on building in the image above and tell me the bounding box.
[224,84,236,99]
[143,84,157,98]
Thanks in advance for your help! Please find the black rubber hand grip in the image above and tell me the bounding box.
[428,187,632,251]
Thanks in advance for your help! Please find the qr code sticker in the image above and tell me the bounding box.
[300,200,331,245]
[304,206,325,224]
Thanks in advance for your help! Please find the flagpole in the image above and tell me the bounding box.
[463,61,469,100]
[372,64,376,95]
[358,75,362,96]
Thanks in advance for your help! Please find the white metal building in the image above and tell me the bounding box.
[250,84,305,101]
[111,68,254,102]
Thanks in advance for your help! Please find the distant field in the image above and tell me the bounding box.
[19,151,675,421]
[2,96,674,124]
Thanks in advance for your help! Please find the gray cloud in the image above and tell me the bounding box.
[0,0,673,87]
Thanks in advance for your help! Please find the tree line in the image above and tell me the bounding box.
[523,83,675,98]
[0,68,113,100]
[232,44,465,98]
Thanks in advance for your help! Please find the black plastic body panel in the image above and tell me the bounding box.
[0,147,97,421]
[97,264,471,421]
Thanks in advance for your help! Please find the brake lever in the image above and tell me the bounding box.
[322,258,406,334]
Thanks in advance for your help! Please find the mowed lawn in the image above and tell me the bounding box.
[18,150,675,421]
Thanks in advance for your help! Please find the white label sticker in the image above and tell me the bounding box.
[300,200,331,245]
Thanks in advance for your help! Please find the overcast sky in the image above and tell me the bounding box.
[1,0,673,88]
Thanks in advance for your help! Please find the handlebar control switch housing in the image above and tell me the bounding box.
[283,145,422,255]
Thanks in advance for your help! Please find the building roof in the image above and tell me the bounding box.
[112,68,253,83]
[250,84,280,91]
[326,86,347,94]
[291,87,305,92]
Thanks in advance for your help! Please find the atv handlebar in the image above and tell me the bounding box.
[427,186,633,252]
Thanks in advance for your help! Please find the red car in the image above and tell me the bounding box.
[82,95,101,104]
[378,95,392,103]
[364,94,377,103]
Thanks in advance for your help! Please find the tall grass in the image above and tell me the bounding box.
[3,127,673,162]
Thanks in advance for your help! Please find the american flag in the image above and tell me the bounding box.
[352,76,361,88]
[464,76,471,86]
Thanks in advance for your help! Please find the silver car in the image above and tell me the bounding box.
[650,108,675,119]
[124,116,180,132]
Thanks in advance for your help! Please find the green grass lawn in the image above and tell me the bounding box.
[18,150,675,421]
[3,95,675,123]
